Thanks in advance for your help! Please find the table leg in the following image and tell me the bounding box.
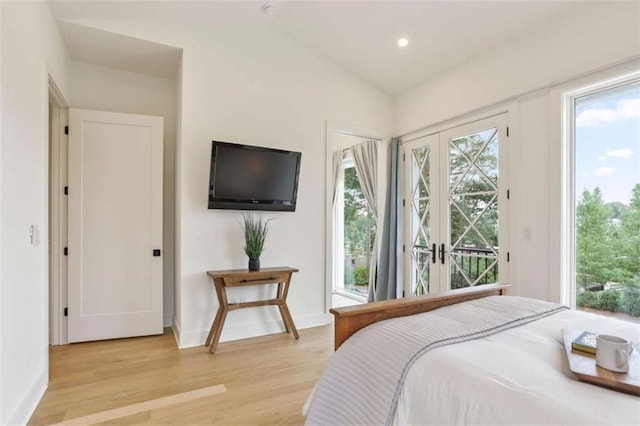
[209,308,228,354]
[205,306,223,346]
[279,279,299,339]
[208,279,229,354]
[276,282,291,334]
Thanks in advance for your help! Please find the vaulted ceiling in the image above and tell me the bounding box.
[50,0,593,96]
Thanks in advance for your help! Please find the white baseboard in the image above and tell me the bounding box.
[7,369,48,425]
[177,313,332,349]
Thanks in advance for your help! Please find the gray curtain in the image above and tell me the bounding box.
[373,138,400,301]
[351,140,379,298]
[332,150,344,206]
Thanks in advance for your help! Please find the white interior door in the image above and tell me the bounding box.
[403,114,508,296]
[68,108,163,343]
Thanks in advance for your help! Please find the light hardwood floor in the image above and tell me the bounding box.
[29,325,333,425]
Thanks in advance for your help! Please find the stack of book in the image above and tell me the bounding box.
[571,331,597,355]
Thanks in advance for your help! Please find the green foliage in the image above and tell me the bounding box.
[576,187,613,286]
[599,290,621,312]
[575,184,640,313]
[241,214,272,259]
[343,166,376,266]
[606,201,627,219]
[449,134,498,251]
[576,289,620,312]
[343,167,368,224]
[621,278,640,316]
[576,290,598,309]
[619,184,640,278]
[354,267,369,285]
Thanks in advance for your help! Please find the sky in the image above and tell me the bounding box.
[575,80,640,205]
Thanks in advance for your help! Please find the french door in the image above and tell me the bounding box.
[403,114,509,295]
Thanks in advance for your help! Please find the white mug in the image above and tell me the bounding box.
[596,335,631,373]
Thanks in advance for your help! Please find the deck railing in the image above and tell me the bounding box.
[450,247,498,289]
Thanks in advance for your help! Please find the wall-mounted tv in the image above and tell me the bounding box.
[208,141,302,212]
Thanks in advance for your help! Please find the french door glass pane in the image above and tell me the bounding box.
[410,145,433,295]
[448,129,499,289]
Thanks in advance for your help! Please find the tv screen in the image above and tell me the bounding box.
[208,141,301,211]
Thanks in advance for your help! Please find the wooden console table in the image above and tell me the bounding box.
[205,267,299,354]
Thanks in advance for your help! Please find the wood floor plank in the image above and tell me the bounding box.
[49,385,227,426]
[29,326,333,425]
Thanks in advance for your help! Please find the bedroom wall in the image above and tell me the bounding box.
[395,2,640,302]
[59,20,395,347]
[68,60,178,327]
[0,1,69,424]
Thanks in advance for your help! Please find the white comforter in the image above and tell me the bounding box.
[394,309,640,425]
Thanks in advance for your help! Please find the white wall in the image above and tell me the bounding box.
[396,2,640,302]
[0,1,69,424]
[61,20,394,347]
[68,60,177,326]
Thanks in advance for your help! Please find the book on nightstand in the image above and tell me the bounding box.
[571,331,597,355]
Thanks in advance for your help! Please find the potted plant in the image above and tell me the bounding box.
[241,214,273,271]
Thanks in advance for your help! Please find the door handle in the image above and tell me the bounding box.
[439,243,445,264]
[431,243,436,264]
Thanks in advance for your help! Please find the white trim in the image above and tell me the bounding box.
[7,369,48,425]
[325,121,388,311]
[556,68,640,307]
[333,289,367,303]
[48,76,69,346]
[176,313,332,349]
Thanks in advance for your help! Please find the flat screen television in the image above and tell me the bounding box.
[208,141,302,211]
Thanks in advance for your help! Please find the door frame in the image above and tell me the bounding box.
[400,106,517,297]
[49,76,69,345]
[325,121,388,311]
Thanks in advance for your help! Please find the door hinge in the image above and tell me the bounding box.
[402,290,405,298]
[64,247,68,256]
[506,126,509,137]
[402,245,405,253]
[507,189,510,199]
[507,252,510,262]
[64,186,68,195]
[402,199,405,207]
[64,126,69,135]
[64,307,68,317]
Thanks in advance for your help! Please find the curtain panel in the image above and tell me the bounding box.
[351,140,379,301]
[374,138,400,301]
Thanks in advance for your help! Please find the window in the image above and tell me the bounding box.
[335,157,376,300]
[572,79,640,322]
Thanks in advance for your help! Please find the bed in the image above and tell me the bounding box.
[304,285,640,425]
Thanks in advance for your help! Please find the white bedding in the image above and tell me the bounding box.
[394,309,640,425]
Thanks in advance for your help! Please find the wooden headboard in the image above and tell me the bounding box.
[330,284,510,350]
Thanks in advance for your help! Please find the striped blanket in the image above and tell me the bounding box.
[305,296,568,426]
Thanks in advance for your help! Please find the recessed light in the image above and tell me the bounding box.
[397,38,409,48]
